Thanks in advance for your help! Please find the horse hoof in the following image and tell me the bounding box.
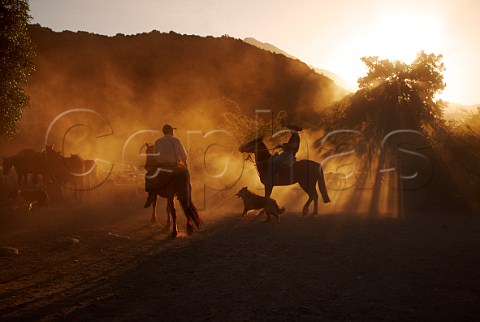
[302,208,308,216]
[171,231,178,239]
[187,225,194,236]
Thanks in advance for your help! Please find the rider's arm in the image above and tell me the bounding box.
[284,134,300,151]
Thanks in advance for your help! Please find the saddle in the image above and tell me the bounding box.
[145,165,187,192]
[271,152,296,171]
[281,156,296,167]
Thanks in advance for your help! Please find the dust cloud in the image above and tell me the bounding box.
[0,25,351,217]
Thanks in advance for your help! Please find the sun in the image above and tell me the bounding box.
[332,8,444,90]
[369,9,443,61]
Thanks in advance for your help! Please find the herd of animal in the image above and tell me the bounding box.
[1,145,142,211]
[3,145,95,187]
[0,145,153,211]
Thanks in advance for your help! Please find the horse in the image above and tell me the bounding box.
[3,149,53,186]
[30,151,54,185]
[239,136,330,215]
[2,149,35,185]
[3,155,24,184]
[43,145,85,200]
[145,143,202,238]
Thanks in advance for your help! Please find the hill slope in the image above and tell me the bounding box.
[243,37,353,92]
[2,25,346,154]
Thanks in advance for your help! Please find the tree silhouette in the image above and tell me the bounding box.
[313,52,449,205]
[354,51,446,139]
[0,0,35,138]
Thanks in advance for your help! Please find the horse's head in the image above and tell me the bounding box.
[239,136,263,153]
[145,143,153,153]
[43,144,59,157]
[144,143,156,166]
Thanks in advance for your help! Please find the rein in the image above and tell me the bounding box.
[243,152,262,179]
[243,151,271,166]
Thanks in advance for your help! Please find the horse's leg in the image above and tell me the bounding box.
[186,219,194,236]
[151,194,157,223]
[78,182,83,202]
[299,182,313,216]
[307,178,319,215]
[302,198,312,216]
[168,198,177,238]
[76,181,83,202]
[164,201,171,230]
[311,183,319,215]
[59,182,66,201]
[264,185,273,198]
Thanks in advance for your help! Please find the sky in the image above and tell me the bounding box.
[29,0,480,106]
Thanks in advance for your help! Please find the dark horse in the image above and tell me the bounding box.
[145,143,202,238]
[43,145,85,200]
[3,149,51,185]
[3,153,29,185]
[239,137,330,215]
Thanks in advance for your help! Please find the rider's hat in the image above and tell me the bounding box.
[162,124,177,134]
[286,124,303,132]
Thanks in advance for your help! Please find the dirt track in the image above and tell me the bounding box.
[1,192,480,321]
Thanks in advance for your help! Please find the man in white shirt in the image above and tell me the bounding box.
[144,124,188,208]
[154,124,187,167]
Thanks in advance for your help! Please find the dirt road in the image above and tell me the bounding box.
[1,193,480,321]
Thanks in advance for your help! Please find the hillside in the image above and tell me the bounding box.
[243,37,353,92]
[1,25,346,156]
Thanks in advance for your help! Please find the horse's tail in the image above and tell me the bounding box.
[318,166,331,203]
[179,198,203,228]
[176,169,203,228]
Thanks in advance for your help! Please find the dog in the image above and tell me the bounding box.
[9,187,49,211]
[236,186,285,222]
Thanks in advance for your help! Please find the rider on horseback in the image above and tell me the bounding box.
[144,124,188,208]
[267,124,302,185]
